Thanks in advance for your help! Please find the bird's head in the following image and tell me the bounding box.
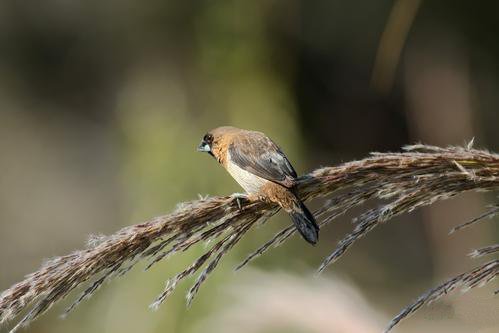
[197,126,240,158]
[197,132,215,156]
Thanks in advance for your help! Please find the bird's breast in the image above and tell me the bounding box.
[225,159,269,194]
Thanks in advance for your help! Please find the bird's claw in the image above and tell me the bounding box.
[231,193,249,210]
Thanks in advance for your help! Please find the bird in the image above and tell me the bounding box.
[197,126,319,245]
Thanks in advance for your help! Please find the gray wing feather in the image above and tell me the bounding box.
[228,134,297,187]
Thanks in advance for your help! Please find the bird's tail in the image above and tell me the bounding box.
[289,198,319,245]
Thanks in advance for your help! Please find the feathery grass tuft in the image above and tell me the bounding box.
[384,260,498,333]
[0,144,498,332]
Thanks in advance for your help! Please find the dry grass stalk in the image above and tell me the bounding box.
[470,244,499,258]
[384,259,498,333]
[0,144,498,332]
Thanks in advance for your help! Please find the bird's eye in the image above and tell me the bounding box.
[204,134,214,143]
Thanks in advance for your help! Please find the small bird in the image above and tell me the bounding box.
[197,126,319,245]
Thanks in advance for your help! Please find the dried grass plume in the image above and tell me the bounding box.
[0,143,498,332]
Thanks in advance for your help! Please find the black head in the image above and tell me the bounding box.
[197,132,214,156]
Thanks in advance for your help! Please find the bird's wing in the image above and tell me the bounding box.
[228,132,297,188]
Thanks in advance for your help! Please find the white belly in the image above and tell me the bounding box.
[226,158,269,194]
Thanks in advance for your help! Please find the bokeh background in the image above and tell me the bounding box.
[1,0,498,332]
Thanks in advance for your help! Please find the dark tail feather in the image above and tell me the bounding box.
[290,201,319,245]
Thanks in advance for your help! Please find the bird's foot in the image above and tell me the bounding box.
[231,193,249,210]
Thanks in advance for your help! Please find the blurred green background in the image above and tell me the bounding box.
[0,1,498,332]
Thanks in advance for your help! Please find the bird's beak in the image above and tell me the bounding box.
[197,140,211,152]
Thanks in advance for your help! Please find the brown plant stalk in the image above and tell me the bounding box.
[0,144,498,332]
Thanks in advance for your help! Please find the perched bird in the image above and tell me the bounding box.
[197,126,319,245]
